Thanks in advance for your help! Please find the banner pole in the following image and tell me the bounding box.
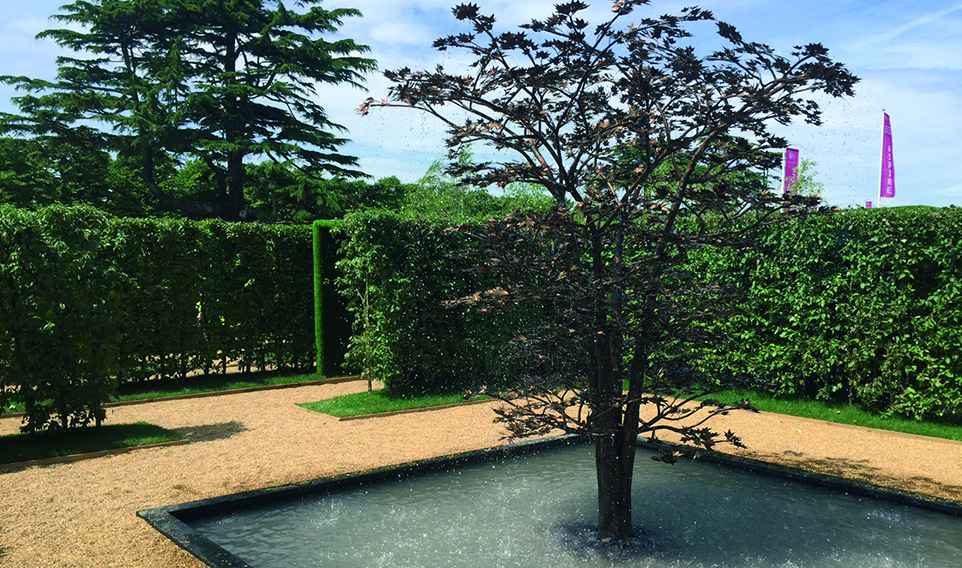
[783,147,800,194]
[879,109,884,207]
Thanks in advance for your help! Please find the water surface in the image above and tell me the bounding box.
[191,445,962,567]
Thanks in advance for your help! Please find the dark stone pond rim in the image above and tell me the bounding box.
[137,435,962,568]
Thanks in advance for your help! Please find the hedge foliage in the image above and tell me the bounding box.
[313,219,354,377]
[335,209,546,395]
[337,206,962,421]
[0,205,313,433]
[5,202,960,430]
[332,173,555,395]
[0,207,123,432]
[692,206,962,421]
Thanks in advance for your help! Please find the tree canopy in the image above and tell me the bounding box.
[0,133,165,216]
[1,0,376,221]
[368,0,858,542]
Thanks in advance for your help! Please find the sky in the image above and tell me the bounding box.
[1,0,961,208]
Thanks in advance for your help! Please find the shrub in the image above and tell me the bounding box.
[0,205,123,432]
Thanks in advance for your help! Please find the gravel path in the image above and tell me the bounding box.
[1,380,960,568]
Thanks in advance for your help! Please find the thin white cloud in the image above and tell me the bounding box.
[861,2,962,44]
[843,2,962,71]
[881,42,962,70]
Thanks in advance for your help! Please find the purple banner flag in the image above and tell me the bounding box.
[880,113,895,199]
[783,148,800,193]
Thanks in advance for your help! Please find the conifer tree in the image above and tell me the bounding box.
[2,0,375,220]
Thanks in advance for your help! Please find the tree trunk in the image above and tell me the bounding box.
[595,422,638,540]
[141,153,219,219]
[587,220,639,541]
[223,23,247,222]
[225,151,246,221]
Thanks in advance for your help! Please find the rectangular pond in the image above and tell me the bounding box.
[142,439,962,568]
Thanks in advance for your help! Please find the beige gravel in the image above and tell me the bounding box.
[1,380,960,568]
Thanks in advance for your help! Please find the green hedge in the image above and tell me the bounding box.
[0,207,123,432]
[336,206,962,421]
[313,219,354,377]
[693,206,962,421]
[0,205,314,432]
[335,209,543,395]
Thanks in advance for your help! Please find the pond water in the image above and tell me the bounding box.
[190,444,962,568]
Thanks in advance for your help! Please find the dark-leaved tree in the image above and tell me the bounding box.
[364,0,857,541]
[1,0,376,221]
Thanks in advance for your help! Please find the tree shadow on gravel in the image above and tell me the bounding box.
[174,421,247,442]
[755,450,962,501]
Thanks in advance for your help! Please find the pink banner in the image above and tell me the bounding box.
[880,113,895,199]
[783,148,800,193]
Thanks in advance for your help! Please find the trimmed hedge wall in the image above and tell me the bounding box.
[693,206,962,421]
[5,203,960,429]
[0,205,314,432]
[335,209,544,395]
[313,219,354,377]
[336,206,962,421]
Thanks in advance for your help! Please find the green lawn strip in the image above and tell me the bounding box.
[300,389,487,418]
[114,371,345,402]
[0,421,184,465]
[703,389,962,443]
[2,372,354,416]
[1,372,341,415]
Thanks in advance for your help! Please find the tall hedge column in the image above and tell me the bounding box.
[313,220,352,377]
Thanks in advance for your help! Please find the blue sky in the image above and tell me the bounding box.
[2,0,960,207]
